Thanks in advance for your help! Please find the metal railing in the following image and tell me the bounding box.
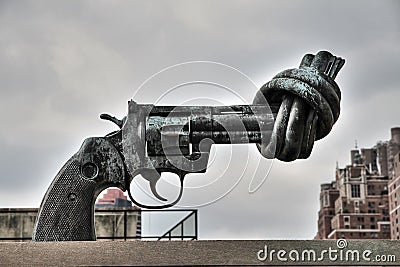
[95,209,198,240]
[158,210,198,241]
[0,208,197,241]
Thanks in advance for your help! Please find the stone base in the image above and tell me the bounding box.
[0,240,399,266]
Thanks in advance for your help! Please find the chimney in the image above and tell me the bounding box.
[391,127,400,145]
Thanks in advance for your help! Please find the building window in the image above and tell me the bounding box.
[367,185,375,195]
[344,216,350,222]
[351,184,361,198]
[383,209,389,215]
[323,194,329,207]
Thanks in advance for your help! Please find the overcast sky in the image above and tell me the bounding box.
[0,0,399,239]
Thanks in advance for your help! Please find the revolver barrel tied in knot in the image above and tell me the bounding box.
[253,51,344,161]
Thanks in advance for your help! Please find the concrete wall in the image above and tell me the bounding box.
[0,207,141,241]
[95,208,141,240]
[0,208,37,240]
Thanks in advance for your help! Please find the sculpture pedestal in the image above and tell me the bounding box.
[0,240,398,266]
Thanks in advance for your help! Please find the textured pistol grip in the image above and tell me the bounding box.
[33,157,97,241]
[32,136,125,241]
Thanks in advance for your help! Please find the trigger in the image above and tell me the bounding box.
[149,180,168,202]
[141,170,168,202]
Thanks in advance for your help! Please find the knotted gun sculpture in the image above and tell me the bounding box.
[33,51,344,241]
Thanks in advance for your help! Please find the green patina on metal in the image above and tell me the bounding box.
[33,51,345,241]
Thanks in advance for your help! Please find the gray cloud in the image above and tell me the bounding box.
[0,0,399,239]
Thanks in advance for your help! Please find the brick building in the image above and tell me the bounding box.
[316,127,400,240]
[388,128,400,240]
[389,153,400,239]
[316,181,339,239]
[95,188,133,207]
[316,149,391,239]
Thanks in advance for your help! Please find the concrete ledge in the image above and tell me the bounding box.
[0,240,399,266]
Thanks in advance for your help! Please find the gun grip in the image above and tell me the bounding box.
[33,158,98,241]
[32,137,125,241]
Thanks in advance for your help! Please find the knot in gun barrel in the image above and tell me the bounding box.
[253,51,344,161]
